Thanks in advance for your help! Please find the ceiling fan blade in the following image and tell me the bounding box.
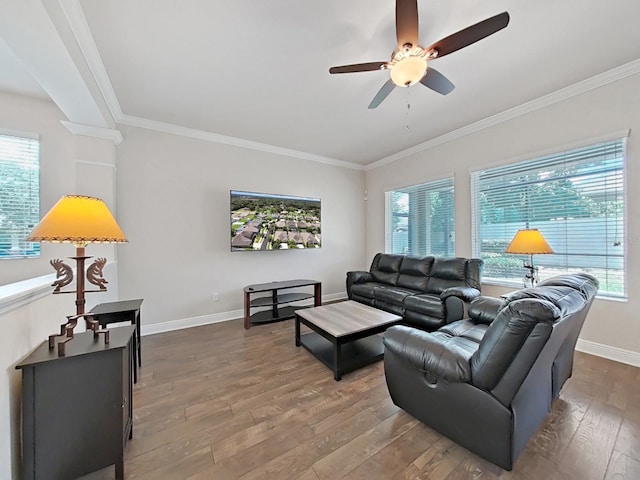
[427,11,510,59]
[396,0,419,48]
[419,67,455,95]
[329,62,386,74]
[368,80,395,109]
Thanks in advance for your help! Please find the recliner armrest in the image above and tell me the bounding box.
[346,270,373,284]
[441,286,481,303]
[346,270,374,299]
[383,325,473,382]
[468,296,503,325]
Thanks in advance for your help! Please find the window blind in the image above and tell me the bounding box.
[0,133,40,259]
[471,138,625,297]
[385,177,455,257]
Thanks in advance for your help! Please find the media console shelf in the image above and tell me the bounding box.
[244,279,321,329]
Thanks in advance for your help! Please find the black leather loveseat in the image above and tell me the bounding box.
[383,273,599,470]
[346,253,483,330]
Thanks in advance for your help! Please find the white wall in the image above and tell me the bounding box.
[115,125,367,329]
[365,72,640,356]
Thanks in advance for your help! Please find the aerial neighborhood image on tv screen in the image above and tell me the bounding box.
[230,190,321,251]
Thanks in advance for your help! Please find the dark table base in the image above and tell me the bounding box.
[298,331,384,381]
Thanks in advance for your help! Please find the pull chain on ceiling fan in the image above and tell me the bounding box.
[329,0,510,109]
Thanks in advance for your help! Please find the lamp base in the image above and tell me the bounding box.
[48,314,110,356]
[523,263,538,288]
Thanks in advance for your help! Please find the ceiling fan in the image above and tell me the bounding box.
[329,0,510,109]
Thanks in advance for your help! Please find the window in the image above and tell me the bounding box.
[0,132,40,259]
[471,137,626,298]
[385,178,455,256]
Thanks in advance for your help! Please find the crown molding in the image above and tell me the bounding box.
[118,114,365,171]
[59,0,124,123]
[366,59,640,171]
[61,120,123,144]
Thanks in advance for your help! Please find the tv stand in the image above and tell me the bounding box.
[244,279,321,329]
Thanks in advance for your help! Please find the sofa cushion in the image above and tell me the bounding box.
[470,299,558,391]
[426,257,469,294]
[375,286,416,305]
[431,257,467,280]
[397,256,433,291]
[403,294,445,319]
[371,254,403,285]
[440,319,489,343]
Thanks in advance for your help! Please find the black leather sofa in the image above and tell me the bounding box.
[346,253,483,330]
[383,273,599,470]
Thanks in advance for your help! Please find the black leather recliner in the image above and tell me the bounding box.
[346,253,483,330]
[383,273,599,470]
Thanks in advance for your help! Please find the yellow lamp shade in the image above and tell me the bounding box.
[505,229,554,255]
[27,195,127,247]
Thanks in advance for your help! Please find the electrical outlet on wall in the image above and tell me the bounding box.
[212,292,220,301]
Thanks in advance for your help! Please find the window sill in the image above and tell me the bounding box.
[0,273,58,316]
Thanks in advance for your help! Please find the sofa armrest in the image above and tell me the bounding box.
[347,270,373,284]
[468,296,503,325]
[346,270,373,299]
[383,325,473,382]
[441,286,481,302]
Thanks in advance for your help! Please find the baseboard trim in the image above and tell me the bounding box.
[575,339,640,368]
[141,292,348,336]
[142,301,640,369]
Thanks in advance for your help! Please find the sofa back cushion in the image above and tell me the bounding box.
[370,253,403,285]
[397,256,433,291]
[537,272,599,301]
[502,284,590,318]
[470,299,558,391]
[426,257,469,294]
[368,254,483,293]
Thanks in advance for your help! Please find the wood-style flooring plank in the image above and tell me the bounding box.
[604,450,640,480]
[556,400,623,479]
[87,317,640,480]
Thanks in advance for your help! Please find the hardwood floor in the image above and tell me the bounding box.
[84,318,640,480]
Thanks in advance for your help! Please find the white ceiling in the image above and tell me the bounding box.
[1,0,640,166]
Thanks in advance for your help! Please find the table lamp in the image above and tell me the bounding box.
[505,228,554,287]
[27,195,128,354]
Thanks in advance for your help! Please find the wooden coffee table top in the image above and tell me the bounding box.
[295,300,402,338]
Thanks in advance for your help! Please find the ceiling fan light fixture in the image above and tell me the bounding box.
[390,55,427,87]
[389,46,428,87]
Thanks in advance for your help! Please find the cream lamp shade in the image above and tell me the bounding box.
[27,195,127,247]
[505,229,554,255]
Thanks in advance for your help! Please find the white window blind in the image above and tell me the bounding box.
[0,133,40,259]
[385,178,455,257]
[471,138,625,297]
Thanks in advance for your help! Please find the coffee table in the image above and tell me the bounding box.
[295,300,402,380]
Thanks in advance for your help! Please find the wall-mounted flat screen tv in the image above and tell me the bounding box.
[230,190,321,251]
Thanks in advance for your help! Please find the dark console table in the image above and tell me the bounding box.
[16,325,135,480]
[244,279,321,329]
